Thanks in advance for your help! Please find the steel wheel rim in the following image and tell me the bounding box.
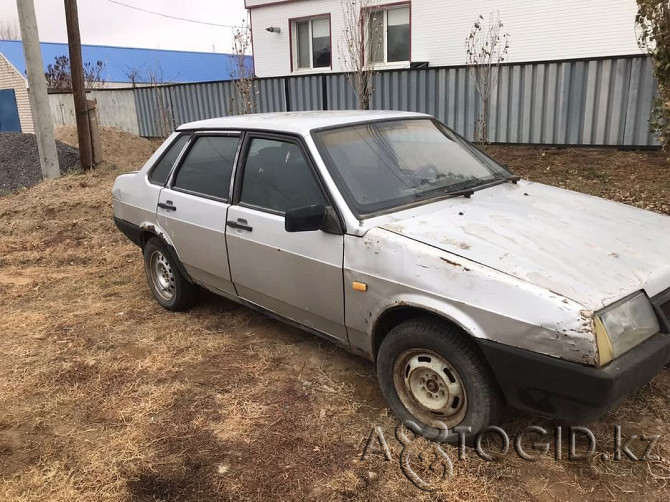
[148,250,176,302]
[393,349,468,428]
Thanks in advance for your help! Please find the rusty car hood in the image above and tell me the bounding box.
[380,181,670,310]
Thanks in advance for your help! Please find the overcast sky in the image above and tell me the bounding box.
[0,0,248,53]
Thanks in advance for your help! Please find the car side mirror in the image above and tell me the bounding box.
[285,205,327,232]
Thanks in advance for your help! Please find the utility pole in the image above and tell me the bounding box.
[16,0,60,179]
[64,0,92,169]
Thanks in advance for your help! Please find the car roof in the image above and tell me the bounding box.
[175,110,431,136]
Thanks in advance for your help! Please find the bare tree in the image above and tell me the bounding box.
[44,55,106,90]
[123,66,142,88]
[0,20,20,40]
[465,11,510,146]
[229,18,255,115]
[123,63,175,137]
[148,65,175,137]
[339,0,379,110]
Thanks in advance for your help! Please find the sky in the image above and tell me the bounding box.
[0,0,249,53]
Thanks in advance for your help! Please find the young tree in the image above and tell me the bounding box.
[465,11,510,146]
[229,18,255,115]
[44,55,106,90]
[636,1,670,152]
[123,63,175,137]
[339,0,379,110]
[145,64,173,137]
[0,20,20,40]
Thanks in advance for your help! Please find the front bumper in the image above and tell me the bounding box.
[478,332,670,423]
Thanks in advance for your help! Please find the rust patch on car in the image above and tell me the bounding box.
[440,257,472,272]
[142,223,165,241]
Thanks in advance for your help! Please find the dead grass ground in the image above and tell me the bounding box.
[1,128,669,501]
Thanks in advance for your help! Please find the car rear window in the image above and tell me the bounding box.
[148,134,190,186]
[173,135,239,200]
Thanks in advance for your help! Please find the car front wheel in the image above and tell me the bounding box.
[377,317,504,442]
[143,237,197,311]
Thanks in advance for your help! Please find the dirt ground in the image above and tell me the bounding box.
[1,127,669,501]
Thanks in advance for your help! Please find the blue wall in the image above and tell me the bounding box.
[0,40,253,83]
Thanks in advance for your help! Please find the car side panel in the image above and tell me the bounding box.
[156,189,235,295]
[344,229,598,364]
[226,206,347,343]
[112,174,163,238]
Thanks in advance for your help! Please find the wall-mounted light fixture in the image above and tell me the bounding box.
[265,27,281,33]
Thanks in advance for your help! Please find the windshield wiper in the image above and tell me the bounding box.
[444,187,475,198]
[444,177,498,197]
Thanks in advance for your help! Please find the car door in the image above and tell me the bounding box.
[226,133,346,343]
[157,132,240,295]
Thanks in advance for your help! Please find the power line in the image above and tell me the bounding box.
[105,0,244,29]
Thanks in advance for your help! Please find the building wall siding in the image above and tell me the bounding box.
[249,0,642,78]
[0,54,34,133]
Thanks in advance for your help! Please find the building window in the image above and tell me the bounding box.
[368,5,410,64]
[293,16,331,70]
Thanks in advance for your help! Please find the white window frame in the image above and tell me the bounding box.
[367,5,410,66]
[291,16,331,72]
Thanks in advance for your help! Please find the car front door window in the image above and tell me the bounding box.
[240,138,327,213]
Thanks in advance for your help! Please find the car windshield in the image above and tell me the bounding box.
[313,118,512,216]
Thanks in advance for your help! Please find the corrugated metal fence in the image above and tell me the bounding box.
[134,55,659,147]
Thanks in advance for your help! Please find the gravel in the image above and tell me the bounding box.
[0,132,81,193]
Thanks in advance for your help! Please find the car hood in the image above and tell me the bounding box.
[380,181,670,310]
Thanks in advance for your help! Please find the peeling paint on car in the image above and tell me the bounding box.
[344,229,600,365]
[378,181,670,310]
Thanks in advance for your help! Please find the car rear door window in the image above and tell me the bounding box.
[240,138,327,214]
[148,134,189,185]
[173,135,239,200]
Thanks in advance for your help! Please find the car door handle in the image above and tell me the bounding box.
[226,219,253,232]
[158,201,177,211]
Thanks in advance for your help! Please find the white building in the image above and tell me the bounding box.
[247,0,643,78]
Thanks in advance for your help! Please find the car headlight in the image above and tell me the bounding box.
[595,292,659,365]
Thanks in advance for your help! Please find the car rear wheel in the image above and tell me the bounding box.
[377,317,504,442]
[143,237,197,311]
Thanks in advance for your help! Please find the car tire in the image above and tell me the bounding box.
[143,237,197,311]
[377,316,504,443]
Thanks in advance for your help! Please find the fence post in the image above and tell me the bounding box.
[284,78,291,112]
[321,74,328,111]
[86,98,104,164]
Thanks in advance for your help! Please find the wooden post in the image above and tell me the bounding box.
[16,0,60,179]
[64,0,92,169]
[86,98,103,164]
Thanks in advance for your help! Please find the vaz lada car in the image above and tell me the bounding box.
[113,111,670,441]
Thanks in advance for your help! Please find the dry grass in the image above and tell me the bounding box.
[489,145,670,215]
[0,128,669,501]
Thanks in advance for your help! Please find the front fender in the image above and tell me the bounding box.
[344,230,598,365]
